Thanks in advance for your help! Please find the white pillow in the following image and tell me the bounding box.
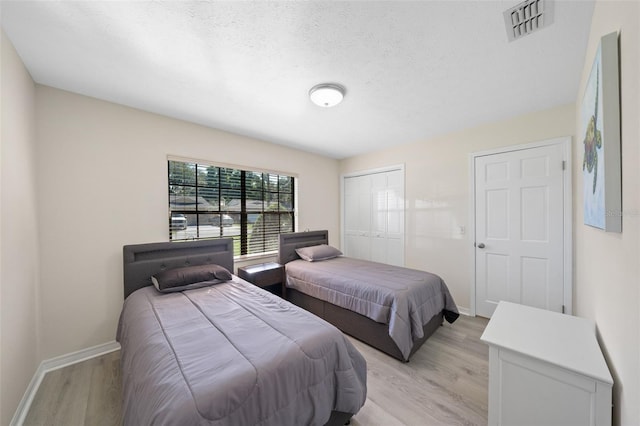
[295,244,343,262]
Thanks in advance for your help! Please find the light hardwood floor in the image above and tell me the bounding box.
[24,315,488,426]
[349,315,489,426]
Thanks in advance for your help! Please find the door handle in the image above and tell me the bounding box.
[477,243,485,249]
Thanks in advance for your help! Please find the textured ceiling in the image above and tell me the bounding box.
[1,1,594,159]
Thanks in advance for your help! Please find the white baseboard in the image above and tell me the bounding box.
[458,307,471,316]
[9,362,47,426]
[10,340,121,426]
[39,340,121,373]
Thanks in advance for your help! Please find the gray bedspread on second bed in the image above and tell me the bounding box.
[286,257,459,360]
[117,279,367,426]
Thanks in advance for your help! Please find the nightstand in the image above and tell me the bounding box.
[237,262,285,297]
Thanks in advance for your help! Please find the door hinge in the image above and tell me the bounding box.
[562,160,566,170]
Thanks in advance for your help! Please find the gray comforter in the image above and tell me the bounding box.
[286,257,459,360]
[116,279,367,426]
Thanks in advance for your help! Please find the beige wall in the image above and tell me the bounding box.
[0,31,40,426]
[340,104,575,311]
[574,2,639,425]
[35,86,340,359]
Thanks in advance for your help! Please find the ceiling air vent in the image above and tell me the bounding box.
[503,0,554,42]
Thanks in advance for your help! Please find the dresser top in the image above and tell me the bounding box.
[481,301,613,384]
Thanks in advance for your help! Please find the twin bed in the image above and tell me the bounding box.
[279,230,459,362]
[117,239,366,426]
[117,231,458,425]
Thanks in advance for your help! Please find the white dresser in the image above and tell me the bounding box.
[481,301,613,426]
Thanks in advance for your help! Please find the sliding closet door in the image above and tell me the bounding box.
[344,174,372,260]
[343,167,405,266]
[370,170,404,265]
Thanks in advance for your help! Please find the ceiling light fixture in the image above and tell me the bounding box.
[309,83,345,108]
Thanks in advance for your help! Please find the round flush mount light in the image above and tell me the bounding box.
[309,83,345,108]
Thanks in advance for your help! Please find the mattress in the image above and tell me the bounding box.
[116,278,367,426]
[286,257,459,360]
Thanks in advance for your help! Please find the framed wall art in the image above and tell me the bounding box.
[581,31,621,232]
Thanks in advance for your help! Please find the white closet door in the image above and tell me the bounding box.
[344,174,371,260]
[343,168,404,266]
[370,173,388,264]
[385,170,405,266]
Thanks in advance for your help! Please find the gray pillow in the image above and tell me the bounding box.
[295,244,343,262]
[151,264,233,293]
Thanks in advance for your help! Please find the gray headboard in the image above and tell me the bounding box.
[278,230,329,265]
[123,239,234,299]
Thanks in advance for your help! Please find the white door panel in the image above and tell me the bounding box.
[484,253,509,303]
[370,236,386,263]
[521,186,548,241]
[358,193,372,232]
[486,189,509,239]
[475,144,565,317]
[521,256,549,310]
[386,237,404,267]
[345,234,370,260]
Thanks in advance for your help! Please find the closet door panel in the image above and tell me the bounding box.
[371,182,387,236]
[370,236,387,264]
[346,234,371,260]
[386,170,404,239]
[386,237,404,267]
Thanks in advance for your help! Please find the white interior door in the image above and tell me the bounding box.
[475,143,566,317]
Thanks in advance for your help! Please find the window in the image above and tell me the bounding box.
[168,159,295,257]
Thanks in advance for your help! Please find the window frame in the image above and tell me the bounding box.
[167,157,296,259]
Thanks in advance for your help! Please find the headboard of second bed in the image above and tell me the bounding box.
[122,239,234,299]
[278,230,329,265]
